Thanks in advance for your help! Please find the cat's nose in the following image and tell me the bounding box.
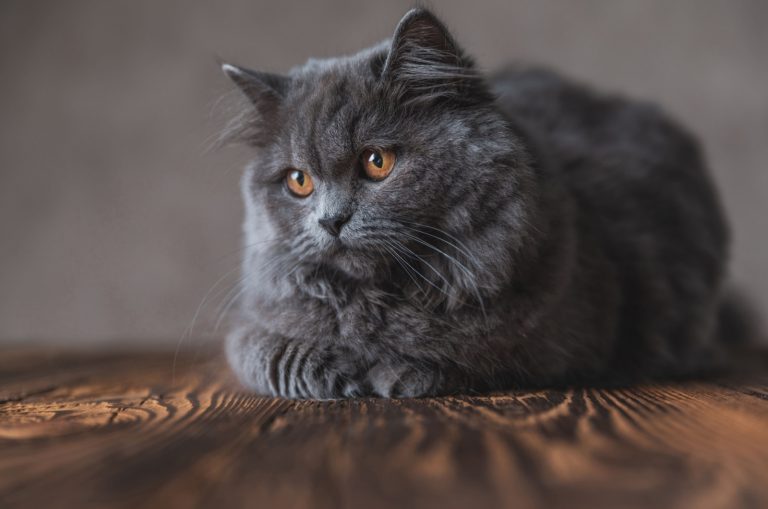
[318,213,351,237]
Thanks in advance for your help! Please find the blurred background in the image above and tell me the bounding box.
[0,0,766,345]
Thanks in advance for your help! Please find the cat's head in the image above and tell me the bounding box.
[222,9,535,290]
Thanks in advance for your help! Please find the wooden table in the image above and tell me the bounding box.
[1,347,767,509]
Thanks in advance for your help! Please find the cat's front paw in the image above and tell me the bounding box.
[367,363,443,398]
[227,326,451,399]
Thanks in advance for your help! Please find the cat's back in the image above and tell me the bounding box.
[490,66,706,184]
[489,65,727,259]
[491,66,730,367]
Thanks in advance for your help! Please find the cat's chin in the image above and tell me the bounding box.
[325,248,381,281]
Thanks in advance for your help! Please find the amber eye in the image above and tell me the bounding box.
[361,148,396,181]
[285,169,314,197]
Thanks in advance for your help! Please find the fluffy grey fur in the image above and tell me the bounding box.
[221,8,730,398]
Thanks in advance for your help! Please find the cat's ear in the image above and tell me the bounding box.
[222,63,288,120]
[381,9,480,104]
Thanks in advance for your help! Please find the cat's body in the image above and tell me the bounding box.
[223,9,729,398]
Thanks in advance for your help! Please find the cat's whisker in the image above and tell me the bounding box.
[179,236,297,372]
[398,230,477,281]
[214,281,251,332]
[379,240,427,296]
[213,259,278,332]
[173,261,243,383]
[177,235,294,353]
[214,236,318,332]
[395,227,490,331]
[387,239,453,298]
[213,272,254,331]
[396,219,484,272]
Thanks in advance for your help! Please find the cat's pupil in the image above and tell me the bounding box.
[370,151,383,168]
[293,170,305,186]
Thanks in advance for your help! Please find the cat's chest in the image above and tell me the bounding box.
[274,283,440,345]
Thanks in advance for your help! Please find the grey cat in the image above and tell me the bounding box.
[221,8,733,399]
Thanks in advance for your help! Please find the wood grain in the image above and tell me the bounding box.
[1,347,767,509]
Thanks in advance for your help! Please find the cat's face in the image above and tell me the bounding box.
[224,10,523,283]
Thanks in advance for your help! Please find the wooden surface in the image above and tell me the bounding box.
[1,348,768,509]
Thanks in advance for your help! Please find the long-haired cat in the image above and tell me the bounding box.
[221,8,733,398]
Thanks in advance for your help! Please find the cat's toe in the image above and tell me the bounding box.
[369,364,440,398]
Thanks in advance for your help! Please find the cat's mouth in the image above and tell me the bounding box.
[322,234,365,255]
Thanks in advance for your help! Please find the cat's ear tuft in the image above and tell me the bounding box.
[382,8,480,104]
[222,63,288,103]
[221,63,242,78]
[220,63,289,146]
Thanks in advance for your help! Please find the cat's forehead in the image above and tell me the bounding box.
[288,55,376,101]
[290,42,387,80]
[280,52,385,172]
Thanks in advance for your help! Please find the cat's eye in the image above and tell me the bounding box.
[361,148,396,181]
[285,169,314,197]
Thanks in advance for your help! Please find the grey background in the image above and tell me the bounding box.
[1,0,766,345]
